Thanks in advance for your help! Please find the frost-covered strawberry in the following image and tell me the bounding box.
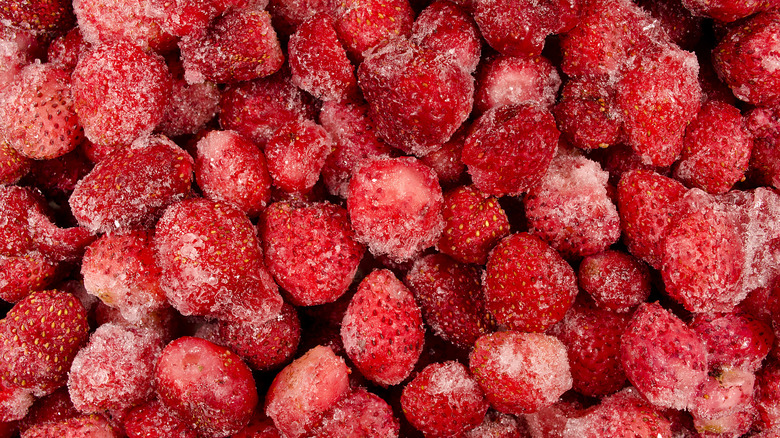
[194,130,272,218]
[123,399,200,438]
[405,254,492,349]
[483,233,578,332]
[358,37,473,157]
[22,413,120,438]
[757,360,780,429]
[72,42,172,148]
[562,388,673,438]
[69,135,194,233]
[2,62,82,159]
[156,336,258,437]
[746,106,780,189]
[260,201,364,306]
[0,290,89,397]
[18,387,78,434]
[474,54,561,114]
[680,0,765,22]
[310,388,399,437]
[469,331,572,415]
[578,250,651,313]
[264,120,332,195]
[637,0,702,49]
[179,8,284,84]
[265,345,350,438]
[0,141,31,185]
[156,60,220,138]
[411,0,481,74]
[620,302,708,410]
[462,103,559,196]
[0,253,60,303]
[341,269,425,386]
[347,157,444,263]
[0,0,75,37]
[554,76,623,150]
[73,0,173,50]
[690,311,774,373]
[334,0,415,62]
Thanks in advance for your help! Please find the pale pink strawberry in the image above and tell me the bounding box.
[474,54,561,114]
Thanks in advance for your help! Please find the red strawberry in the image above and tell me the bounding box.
[0,380,34,422]
[157,60,220,138]
[46,28,85,71]
[217,301,301,371]
[265,120,333,195]
[462,103,559,197]
[483,233,578,333]
[341,269,425,386]
[620,302,708,410]
[2,62,82,159]
[194,130,272,218]
[419,128,466,188]
[23,148,93,202]
[578,250,652,313]
[69,135,194,233]
[155,336,258,437]
[18,387,79,434]
[636,0,702,49]
[0,253,61,303]
[690,311,774,373]
[463,409,531,437]
[149,0,218,37]
[265,345,350,438]
[747,106,780,189]
[0,290,89,397]
[123,399,200,438]
[401,361,488,437]
[154,198,283,325]
[474,53,561,115]
[259,201,364,306]
[71,42,172,148]
[0,140,31,185]
[469,331,572,415]
[411,0,482,74]
[179,8,284,84]
[553,76,623,150]
[0,0,75,36]
[436,185,510,265]
[357,37,474,157]
[551,298,631,397]
[757,360,780,429]
[310,388,399,437]
[22,413,120,438]
[288,14,357,102]
[231,409,282,438]
[334,0,415,62]
[72,0,175,51]
[561,388,673,438]
[616,170,688,269]
[405,254,493,349]
[68,323,163,413]
[680,0,764,22]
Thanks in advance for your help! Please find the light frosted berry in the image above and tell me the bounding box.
[475,54,561,114]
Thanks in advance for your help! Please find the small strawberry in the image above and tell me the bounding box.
[420,128,466,188]
[680,0,763,22]
[578,250,652,313]
[123,399,200,438]
[0,140,31,185]
[334,0,414,62]
[69,135,194,233]
[401,361,488,437]
[73,0,175,51]
[553,76,623,150]
[46,27,85,71]
[179,8,284,84]
[411,0,482,74]
[436,185,509,265]
[474,53,561,114]
[156,336,258,437]
[0,290,90,397]
[230,409,283,438]
[1,62,82,160]
[341,269,425,386]
[265,345,351,438]
[18,387,79,434]
[746,106,780,189]
[636,0,702,49]
[0,0,75,36]
[405,254,493,349]
[265,120,333,195]
[0,380,34,422]
[561,388,673,438]
[310,388,399,438]
[0,253,61,303]
[22,413,120,437]
[463,409,530,437]
[690,311,774,373]
[483,233,578,333]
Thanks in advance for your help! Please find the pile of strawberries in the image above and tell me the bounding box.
[2,0,780,436]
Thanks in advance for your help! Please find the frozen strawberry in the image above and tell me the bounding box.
[260,201,364,306]
[483,233,578,333]
[81,230,167,324]
[154,198,283,325]
[309,388,399,437]
[0,0,74,37]
[266,0,335,36]
[18,387,78,434]
[73,0,174,51]
[72,42,172,148]
[524,151,621,259]
[265,345,350,438]
[690,367,756,427]
[149,0,219,37]
[757,360,780,429]
[554,76,624,150]
[436,186,509,265]
[462,103,559,197]
[401,361,488,437]
[69,135,194,233]
[231,409,282,438]
[713,12,780,107]
[123,399,200,438]
[578,250,652,313]
[0,380,34,422]
[194,130,272,218]
[24,148,93,202]
[358,37,473,157]
[318,99,394,198]
[0,141,31,184]
[420,129,466,189]
[347,156,444,262]
[681,0,765,22]
[179,8,284,84]
[341,269,425,386]
[635,0,701,50]
[552,299,631,397]
[156,336,258,437]
[472,0,579,56]
[693,402,758,438]
[22,413,120,438]
[561,388,673,438]
[0,254,60,304]
[474,54,561,115]
[674,100,752,194]
[217,301,301,371]
[264,120,332,194]
[288,14,357,102]
[68,324,163,413]
[661,190,745,313]
[469,331,572,415]
[219,72,313,148]
[0,290,89,397]
[405,254,492,349]
[46,28,85,71]
[334,0,415,62]
[620,302,708,410]
[410,0,481,74]
[747,107,780,189]
[691,311,774,372]
[2,62,82,159]
[616,170,688,269]
[156,65,220,138]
